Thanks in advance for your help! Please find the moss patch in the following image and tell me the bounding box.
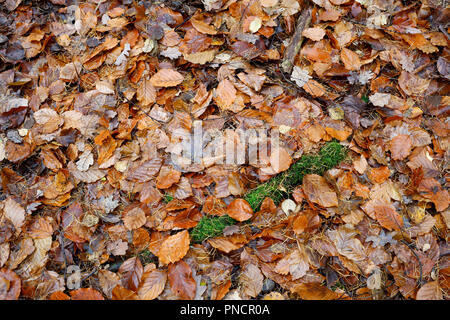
[189,141,347,242]
[190,215,236,243]
[244,141,347,211]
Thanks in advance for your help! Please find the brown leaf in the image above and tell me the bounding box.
[168,260,196,300]
[208,234,248,253]
[239,263,263,298]
[274,247,309,280]
[398,71,430,96]
[214,78,236,110]
[118,257,144,291]
[156,166,181,189]
[367,166,391,184]
[3,198,25,231]
[416,281,443,300]
[0,268,21,300]
[157,230,190,265]
[123,207,147,230]
[183,50,216,65]
[417,178,450,212]
[191,17,217,35]
[226,199,253,222]
[302,27,326,41]
[269,147,292,174]
[374,203,404,231]
[111,285,139,300]
[137,269,167,300]
[27,217,53,239]
[340,48,361,71]
[98,269,120,299]
[126,158,162,182]
[292,210,321,234]
[302,174,338,207]
[353,154,368,174]
[150,69,184,87]
[390,135,412,160]
[70,288,104,300]
[5,141,32,163]
[137,78,156,106]
[291,282,339,300]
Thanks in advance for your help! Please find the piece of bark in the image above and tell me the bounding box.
[281,5,312,74]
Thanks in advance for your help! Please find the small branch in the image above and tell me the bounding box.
[281,4,312,74]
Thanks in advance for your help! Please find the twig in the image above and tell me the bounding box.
[401,240,423,287]
[281,4,312,74]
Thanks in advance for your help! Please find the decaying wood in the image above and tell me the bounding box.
[281,4,312,74]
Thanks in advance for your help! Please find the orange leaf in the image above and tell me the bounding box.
[374,203,404,231]
[150,69,184,87]
[325,126,352,141]
[269,147,292,174]
[191,18,217,35]
[302,79,325,97]
[137,269,167,300]
[226,199,253,222]
[367,166,391,184]
[156,166,181,189]
[214,78,236,110]
[292,210,321,234]
[28,217,53,239]
[168,260,196,300]
[48,291,70,300]
[70,288,104,300]
[123,206,147,230]
[291,282,339,300]
[340,48,361,71]
[112,285,139,300]
[136,78,156,106]
[157,230,190,265]
[302,174,338,208]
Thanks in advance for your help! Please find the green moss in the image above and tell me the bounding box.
[163,193,174,203]
[244,141,347,211]
[190,215,236,243]
[139,249,156,265]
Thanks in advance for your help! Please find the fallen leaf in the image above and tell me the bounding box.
[302,174,338,207]
[168,260,196,300]
[302,27,326,41]
[150,69,184,87]
[70,288,104,300]
[157,230,190,265]
[137,269,167,300]
[226,199,253,222]
[214,79,236,110]
[416,281,443,300]
[341,48,361,71]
